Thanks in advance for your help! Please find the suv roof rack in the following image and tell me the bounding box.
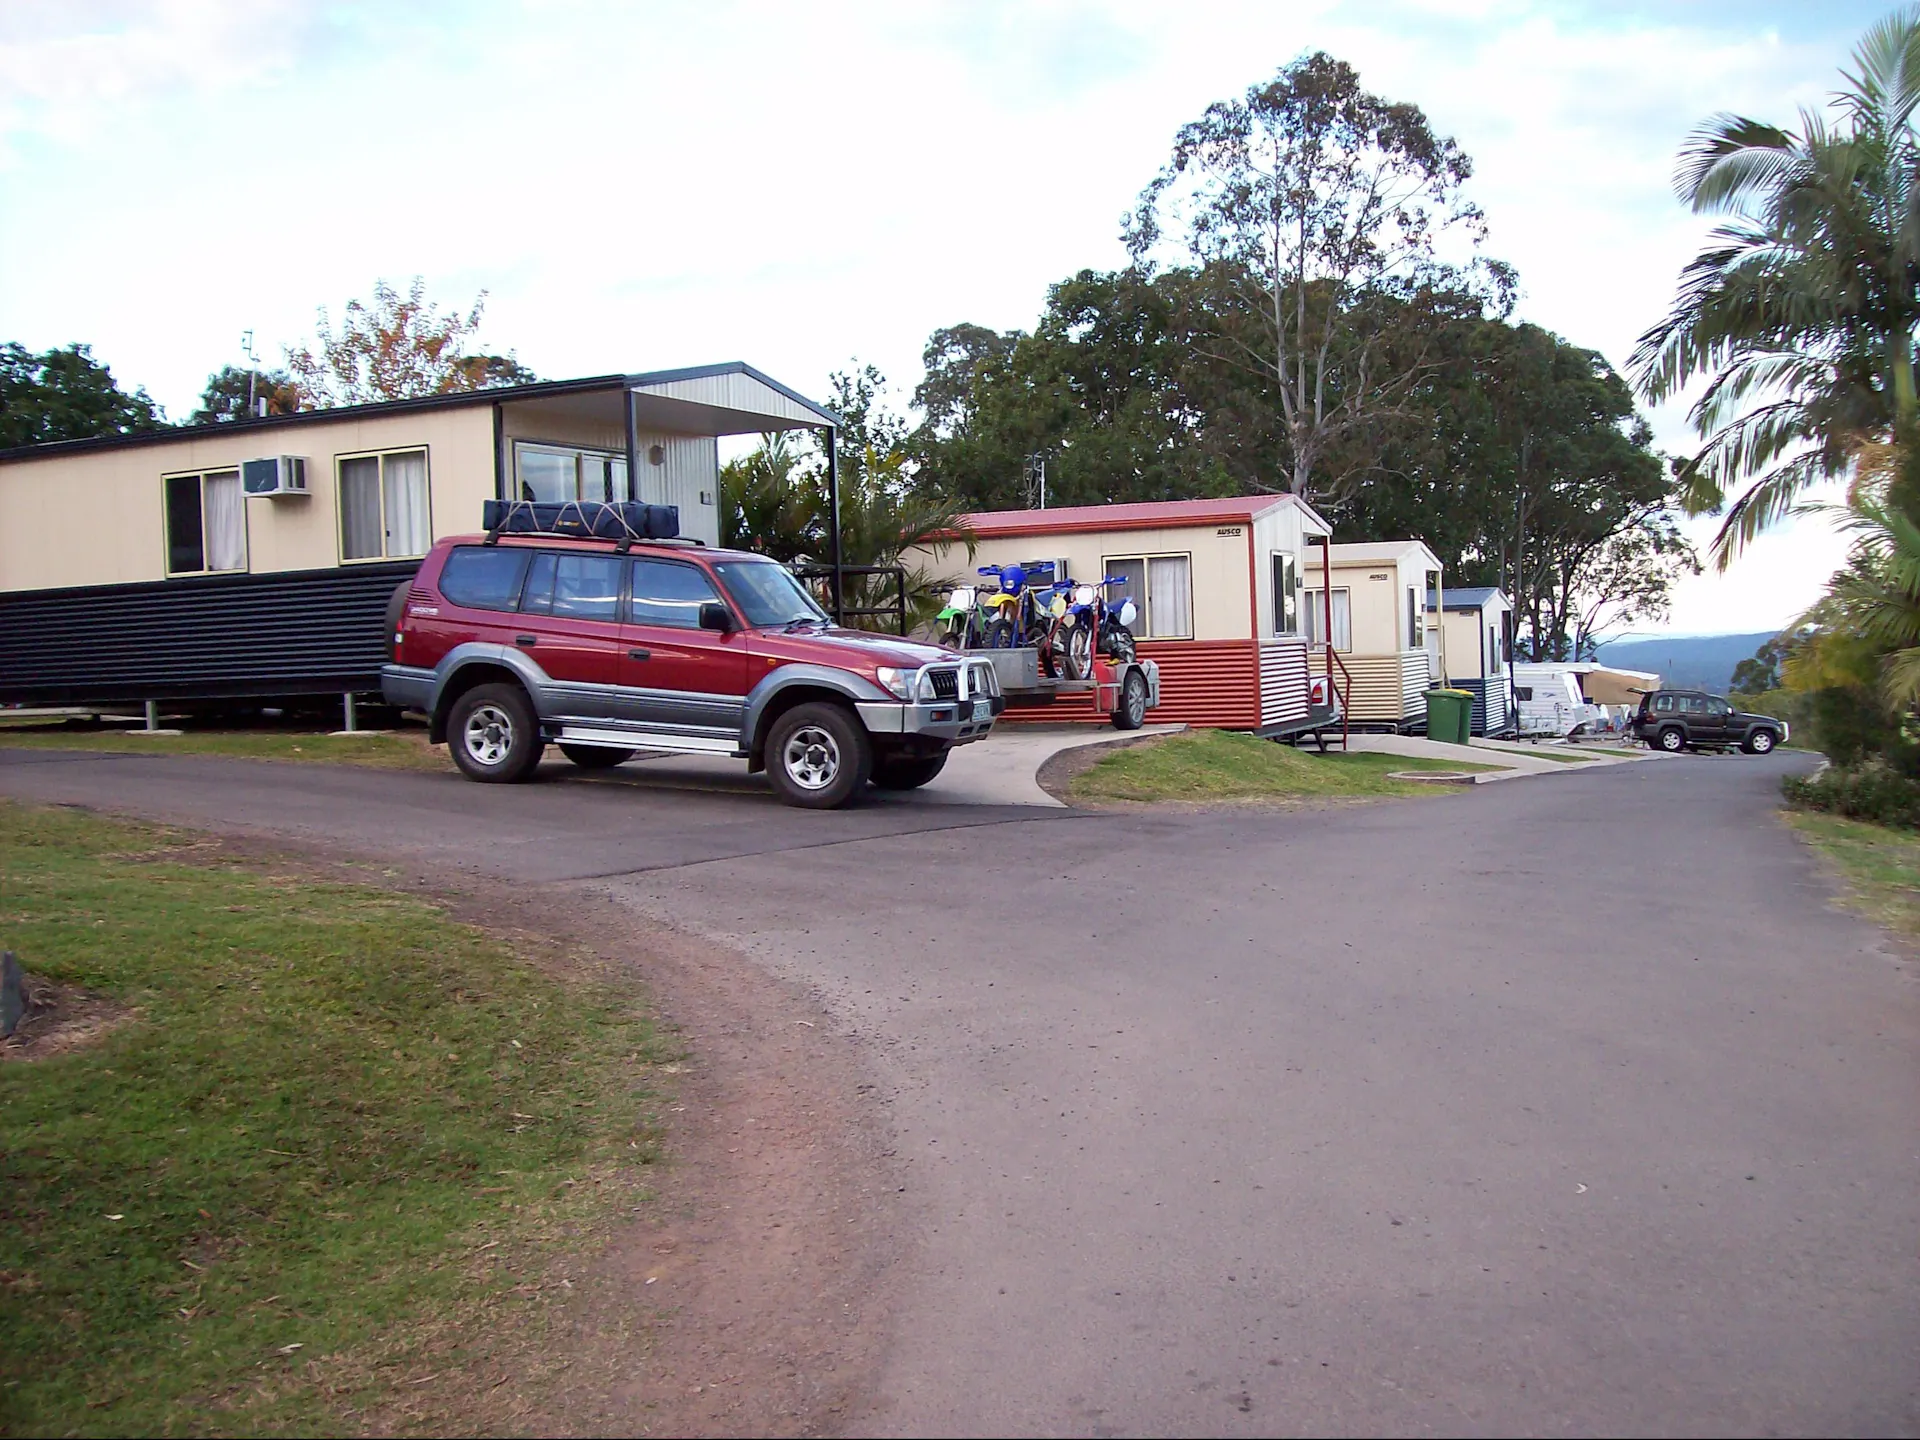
[479,498,701,550]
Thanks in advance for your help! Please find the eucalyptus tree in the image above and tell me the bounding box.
[1633,8,1920,566]
[1124,51,1507,507]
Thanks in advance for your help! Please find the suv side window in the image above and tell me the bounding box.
[629,557,722,628]
[437,546,531,611]
[1682,695,1707,714]
[520,551,622,621]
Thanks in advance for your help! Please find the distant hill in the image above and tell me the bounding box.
[1589,631,1777,693]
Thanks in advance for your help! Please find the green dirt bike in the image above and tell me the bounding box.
[936,582,982,650]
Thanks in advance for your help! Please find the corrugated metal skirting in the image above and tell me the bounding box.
[0,562,420,704]
[1457,675,1514,736]
[1260,637,1309,727]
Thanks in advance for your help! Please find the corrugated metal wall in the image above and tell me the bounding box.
[0,562,419,704]
[998,639,1263,729]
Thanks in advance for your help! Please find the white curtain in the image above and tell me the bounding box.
[202,470,245,571]
[1304,589,1351,650]
[340,457,383,559]
[1147,555,1192,638]
[383,451,430,557]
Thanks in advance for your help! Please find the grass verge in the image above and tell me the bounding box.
[1068,728,1502,804]
[0,725,450,772]
[1784,810,1920,941]
[0,801,671,1436]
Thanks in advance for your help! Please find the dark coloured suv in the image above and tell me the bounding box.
[1631,689,1786,755]
[381,529,1003,807]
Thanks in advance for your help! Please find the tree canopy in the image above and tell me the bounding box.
[1125,52,1510,508]
[285,278,535,407]
[0,342,166,449]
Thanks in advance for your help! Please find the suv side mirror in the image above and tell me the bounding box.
[698,601,735,633]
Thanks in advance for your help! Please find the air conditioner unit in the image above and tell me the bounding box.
[241,455,308,497]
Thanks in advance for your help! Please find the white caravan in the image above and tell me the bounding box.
[1512,664,1603,737]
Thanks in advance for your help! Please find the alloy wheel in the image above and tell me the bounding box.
[783,724,841,790]
[464,704,515,766]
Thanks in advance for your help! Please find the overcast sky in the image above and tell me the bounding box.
[0,0,1893,636]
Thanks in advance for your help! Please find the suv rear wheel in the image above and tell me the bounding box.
[449,682,545,782]
[1656,726,1687,753]
[766,702,872,808]
[1743,728,1777,755]
[873,751,948,790]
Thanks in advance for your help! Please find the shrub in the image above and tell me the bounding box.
[1783,758,1920,829]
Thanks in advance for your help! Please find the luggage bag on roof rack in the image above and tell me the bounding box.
[481,499,680,541]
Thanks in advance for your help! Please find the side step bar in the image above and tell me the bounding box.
[551,725,744,757]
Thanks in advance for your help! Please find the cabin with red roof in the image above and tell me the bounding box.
[908,494,1335,732]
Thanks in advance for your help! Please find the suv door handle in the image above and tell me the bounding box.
[627,648,651,661]
[515,635,537,647]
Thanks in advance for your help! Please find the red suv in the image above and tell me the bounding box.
[382,531,1002,807]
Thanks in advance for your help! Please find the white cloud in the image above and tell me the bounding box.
[0,0,1888,636]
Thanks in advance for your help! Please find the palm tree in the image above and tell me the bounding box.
[1805,439,1920,709]
[1631,9,1920,567]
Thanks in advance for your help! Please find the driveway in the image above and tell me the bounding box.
[3,747,1914,1435]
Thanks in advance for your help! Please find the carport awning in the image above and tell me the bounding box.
[628,364,840,435]
[1581,668,1660,705]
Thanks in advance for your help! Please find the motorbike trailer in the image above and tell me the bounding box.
[967,646,1162,730]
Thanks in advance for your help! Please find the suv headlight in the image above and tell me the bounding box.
[875,666,919,700]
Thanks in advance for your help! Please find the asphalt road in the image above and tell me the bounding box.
[4,747,1915,1436]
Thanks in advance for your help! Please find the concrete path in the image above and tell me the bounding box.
[1345,730,1652,779]
[612,723,1187,808]
[2,748,1913,1435]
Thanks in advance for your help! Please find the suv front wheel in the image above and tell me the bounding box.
[1743,728,1777,755]
[449,682,545,783]
[766,702,872,808]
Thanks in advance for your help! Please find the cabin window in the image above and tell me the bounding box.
[1270,553,1299,634]
[1515,686,1534,701]
[513,441,630,503]
[1103,553,1193,639]
[1406,587,1424,649]
[1301,587,1352,650]
[339,448,430,561]
[164,469,246,575]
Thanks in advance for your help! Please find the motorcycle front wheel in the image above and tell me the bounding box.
[1065,624,1093,680]
[984,618,1015,649]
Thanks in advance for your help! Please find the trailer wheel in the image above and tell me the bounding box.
[561,744,634,769]
[1111,669,1149,731]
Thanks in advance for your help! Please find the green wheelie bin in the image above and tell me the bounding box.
[1423,688,1473,745]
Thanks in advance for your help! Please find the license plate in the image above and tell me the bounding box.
[972,698,991,720]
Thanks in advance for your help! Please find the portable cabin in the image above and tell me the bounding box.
[907,495,1333,731]
[1303,540,1445,731]
[0,365,839,712]
[1424,586,1515,736]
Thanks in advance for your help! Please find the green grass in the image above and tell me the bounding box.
[1785,810,1920,940]
[1069,728,1502,804]
[0,725,450,772]
[0,801,671,1436]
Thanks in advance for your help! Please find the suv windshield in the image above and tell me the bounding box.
[712,560,829,628]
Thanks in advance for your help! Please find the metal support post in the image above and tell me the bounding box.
[825,426,844,624]
[623,384,639,504]
[343,692,358,733]
[144,699,159,733]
